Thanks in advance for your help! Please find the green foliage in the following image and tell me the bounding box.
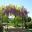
[11,16,22,27]
[28,24,32,28]
[3,16,8,23]
[21,16,31,29]
[25,17,31,29]
[23,17,31,22]
[27,22,32,28]
[27,17,31,22]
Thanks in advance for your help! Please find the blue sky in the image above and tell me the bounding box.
[0,0,32,17]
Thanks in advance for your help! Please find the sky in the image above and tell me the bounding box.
[0,0,32,18]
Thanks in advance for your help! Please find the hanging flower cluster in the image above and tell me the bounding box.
[2,5,28,16]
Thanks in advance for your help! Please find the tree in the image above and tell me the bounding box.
[26,17,31,28]
[24,17,31,29]
[27,17,31,22]
[2,5,29,28]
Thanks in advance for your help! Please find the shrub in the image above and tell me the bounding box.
[28,23,32,28]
